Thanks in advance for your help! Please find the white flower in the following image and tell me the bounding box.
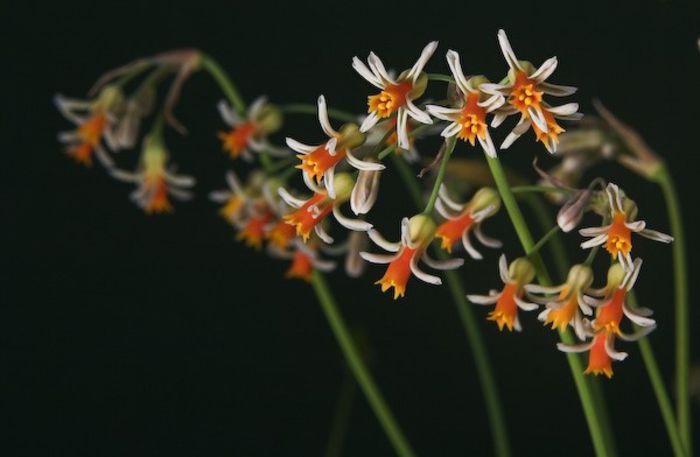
[217,96,287,160]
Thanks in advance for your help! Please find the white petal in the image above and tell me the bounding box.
[638,229,674,243]
[515,295,539,311]
[324,167,336,199]
[445,49,470,94]
[278,187,306,208]
[604,336,628,361]
[410,255,442,285]
[467,293,500,305]
[498,254,509,283]
[346,149,385,171]
[368,52,397,86]
[438,184,464,211]
[548,103,580,116]
[421,251,463,270]
[426,105,460,121]
[497,29,523,71]
[435,199,457,220]
[217,99,242,126]
[528,106,548,132]
[556,341,594,353]
[530,57,558,82]
[333,205,372,232]
[580,234,608,249]
[367,229,400,252]
[618,324,656,342]
[407,41,438,82]
[360,112,380,133]
[474,224,502,248]
[478,130,498,158]
[500,117,531,149]
[317,95,338,137]
[525,284,565,294]
[286,137,317,154]
[441,122,463,138]
[360,251,397,264]
[209,190,232,203]
[622,302,656,327]
[94,145,115,169]
[622,258,643,291]
[405,98,433,124]
[461,231,482,259]
[579,225,610,236]
[541,82,577,96]
[352,57,383,89]
[396,108,410,150]
[314,224,335,244]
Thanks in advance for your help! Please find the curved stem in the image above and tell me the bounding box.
[311,271,417,457]
[200,54,246,115]
[527,225,560,258]
[652,165,691,454]
[427,73,455,84]
[511,185,573,195]
[485,154,609,457]
[423,137,457,214]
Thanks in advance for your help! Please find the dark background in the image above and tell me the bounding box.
[4,0,699,455]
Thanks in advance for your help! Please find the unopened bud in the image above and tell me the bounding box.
[345,231,369,278]
[469,187,501,214]
[408,214,436,246]
[606,263,626,291]
[351,163,381,215]
[508,257,535,286]
[254,104,283,135]
[332,172,356,202]
[557,189,591,232]
[565,264,594,292]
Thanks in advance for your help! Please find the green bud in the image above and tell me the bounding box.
[508,257,536,286]
[606,263,626,291]
[407,72,429,99]
[338,123,366,150]
[408,214,436,245]
[469,187,501,214]
[333,172,356,201]
[565,264,594,292]
[254,104,283,135]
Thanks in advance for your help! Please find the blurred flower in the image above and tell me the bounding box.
[353,42,437,149]
[110,134,195,213]
[579,183,673,269]
[218,96,285,160]
[483,30,581,153]
[426,51,504,157]
[468,255,538,331]
[209,170,249,225]
[434,186,502,257]
[362,214,463,299]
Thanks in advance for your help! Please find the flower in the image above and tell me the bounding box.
[209,170,255,225]
[236,204,274,249]
[361,214,463,299]
[529,264,595,339]
[426,51,505,157]
[55,86,125,167]
[434,186,502,257]
[579,183,673,269]
[483,30,581,153]
[279,173,372,243]
[110,134,195,213]
[217,96,285,160]
[467,255,538,331]
[350,164,382,215]
[287,96,382,196]
[353,42,437,149]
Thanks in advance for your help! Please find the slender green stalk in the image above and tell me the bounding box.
[527,225,560,257]
[281,103,358,123]
[325,371,357,457]
[629,292,687,457]
[511,185,573,196]
[311,271,417,457]
[389,154,423,207]
[200,54,246,115]
[423,137,457,214]
[652,165,691,454]
[427,73,456,84]
[485,155,609,457]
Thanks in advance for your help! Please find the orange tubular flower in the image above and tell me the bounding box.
[286,96,379,195]
[209,170,250,225]
[353,42,437,149]
[55,87,125,168]
[481,29,582,153]
[267,220,297,250]
[579,183,673,269]
[434,186,501,257]
[362,215,463,299]
[217,96,286,160]
[427,51,505,157]
[237,207,274,249]
[468,255,538,331]
[110,134,195,214]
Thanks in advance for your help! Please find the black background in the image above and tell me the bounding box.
[4,0,700,455]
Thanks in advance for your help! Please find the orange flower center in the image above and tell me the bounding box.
[376,247,417,299]
[435,213,474,253]
[144,175,173,214]
[593,288,625,335]
[488,281,520,331]
[456,93,487,146]
[544,290,578,332]
[585,333,614,378]
[297,143,347,183]
[238,211,273,249]
[368,82,413,118]
[510,72,543,114]
[286,251,314,282]
[78,113,108,146]
[283,194,332,242]
[219,196,244,223]
[218,121,257,159]
[531,108,565,146]
[606,212,632,257]
[267,220,297,249]
[66,143,95,166]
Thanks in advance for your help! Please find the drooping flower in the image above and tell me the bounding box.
[353,42,437,149]
[361,214,463,299]
[209,170,253,225]
[529,264,596,339]
[426,51,504,157]
[55,86,125,167]
[217,96,286,160]
[110,134,195,213]
[482,30,582,153]
[579,183,673,269]
[434,186,502,257]
[279,173,372,243]
[287,96,382,196]
[467,255,538,331]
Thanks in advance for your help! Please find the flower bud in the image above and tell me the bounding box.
[253,104,283,135]
[332,172,356,202]
[93,85,125,113]
[557,189,592,232]
[345,231,369,278]
[407,71,429,99]
[338,123,366,150]
[565,264,594,292]
[606,263,626,291]
[469,187,501,214]
[114,99,143,150]
[407,214,436,246]
[351,163,381,215]
[508,257,535,286]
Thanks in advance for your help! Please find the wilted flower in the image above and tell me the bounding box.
[434,186,502,257]
[218,96,285,160]
[361,214,462,299]
[426,51,504,157]
[579,183,673,269]
[353,42,436,149]
[110,134,195,213]
[483,30,581,153]
[55,86,125,167]
[468,255,538,331]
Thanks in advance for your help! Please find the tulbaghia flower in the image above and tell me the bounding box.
[579,183,673,269]
[467,255,538,331]
[426,51,504,157]
[209,170,252,225]
[279,173,372,243]
[434,186,502,257]
[217,96,285,160]
[361,214,463,299]
[353,42,437,149]
[55,86,125,167]
[111,135,195,213]
[530,264,595,339]
[285,241,336,282]
[483,30,582,153]
[287,96,382,196]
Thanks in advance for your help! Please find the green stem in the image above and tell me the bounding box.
[629,292,687,457]
[423,137,457,214]
[311,271,416,457]
[511,185,573,195]
[200,54,246,115]
[652,165,691,454]
[324,371,357,457]
[485,154,609,457]
[527,225,560,257]
[427,73,455,84]
[281,103,358,123]
[390,154,423,206]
